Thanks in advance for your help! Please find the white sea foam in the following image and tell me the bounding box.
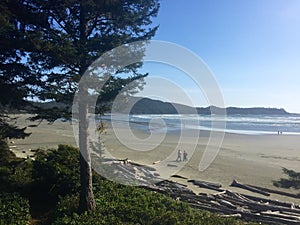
[101,114,300,135]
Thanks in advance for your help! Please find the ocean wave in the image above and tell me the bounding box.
[101,114,300,135]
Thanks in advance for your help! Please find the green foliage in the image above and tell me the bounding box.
[52,180,248,225]
[0,140,33,193]
[3,159,33,194]
[32,145,80,198]
[0,1,42,141]
[0,117,31,140]
[1,144,81,222]
[0,192,31,225]
[0,0,33,141]
[1,0,160,213]
[273,168,300,189]
[0,139,16,164]
[1,0,160,121]
[0,143,256,224]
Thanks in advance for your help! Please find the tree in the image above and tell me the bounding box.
[4,0,160,212]
[0,0,40,142]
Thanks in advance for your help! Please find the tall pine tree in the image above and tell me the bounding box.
[3,0,159,211]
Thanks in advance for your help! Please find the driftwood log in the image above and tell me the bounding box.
[188,179,223,192]
[230,179,270,196]
[171,174,188,180]
[247,184,300,199]
[167,164,178,167]
[188,179,222,188]
[128,161,157,171]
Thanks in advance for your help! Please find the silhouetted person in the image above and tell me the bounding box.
[183,150,188,161]
[176,149,182,162]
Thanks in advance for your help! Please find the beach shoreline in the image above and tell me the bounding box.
[8,114,300,204]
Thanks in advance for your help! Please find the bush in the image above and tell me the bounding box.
[32,145,80,199]
[0,140,33,193]
[0,140,17,165]
[52,180,248,225]
[0,143,256,224]
[0,143,32,221]
[0,192,30,225]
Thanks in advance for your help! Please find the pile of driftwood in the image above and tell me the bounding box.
[102,159,300,224]
[150,179,300,225]
[143,178,300,225]
[96,158,161,186]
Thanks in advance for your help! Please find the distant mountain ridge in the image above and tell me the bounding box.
[128,97,292,115]
[31,97,297,115]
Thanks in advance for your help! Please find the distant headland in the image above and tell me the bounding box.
[127,97,297,115]
[31,97,299,116]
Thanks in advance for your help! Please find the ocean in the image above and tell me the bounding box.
[102,114,300,135]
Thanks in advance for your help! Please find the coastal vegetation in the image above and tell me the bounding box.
[1,0,160,212]
[0,143,256,225]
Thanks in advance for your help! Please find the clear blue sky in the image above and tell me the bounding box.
[136,0,300,113]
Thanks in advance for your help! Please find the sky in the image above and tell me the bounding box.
[135,0,300,113]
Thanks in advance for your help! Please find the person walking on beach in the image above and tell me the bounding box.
[183,150,188,161]
[176,149,182,162]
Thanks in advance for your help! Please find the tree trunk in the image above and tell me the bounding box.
[77,0,95,212]
[78,84,96,212]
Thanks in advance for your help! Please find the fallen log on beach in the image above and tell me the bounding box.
[171,174,188,179]
[188,179,222,188]
[247,184,300,199]
[260,211,300,221]
[220,213,242,218]
[230,179,270,196]
[188,180,222,188]
[139,167,156,179]
[98,157,162,185]
[128,161,157,171]
[167,164,178,167]
[188,179,223,191]
[239,210,300,225]
[241,193,298,209]
[155,180,195,195]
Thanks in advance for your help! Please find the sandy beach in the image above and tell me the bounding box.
[9,114,300,204]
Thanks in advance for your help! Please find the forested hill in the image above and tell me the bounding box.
[31,97,294,115]
[128,97,292,115]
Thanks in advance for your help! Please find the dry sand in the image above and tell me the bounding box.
[9,114,300,203]
[9,114,76,158]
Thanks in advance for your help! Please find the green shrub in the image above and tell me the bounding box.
[0,140,17,165]
[0,142,256,225]
[32,145,80,199]
[0,192,30,225]
[0,139,33,193]
[0,161,33,194]
[52,179,248,225]
[7,160,33,190]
